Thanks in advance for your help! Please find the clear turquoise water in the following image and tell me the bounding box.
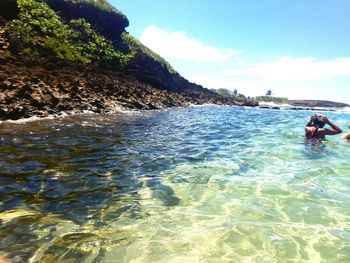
[1,106,350,262]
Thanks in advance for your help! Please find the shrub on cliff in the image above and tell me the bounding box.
[4,0,125,64]
[46,0,128,47]
[212,88,236,98]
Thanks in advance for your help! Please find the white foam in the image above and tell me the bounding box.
[189,103,221,108]
[258,101,292,108]
[337,107,350,113]
[0,114,56,124]
[0,105,134,124]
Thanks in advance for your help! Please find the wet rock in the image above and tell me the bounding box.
[91,99,105,109]
[30,76,40,84]
[6,106,27,120]
[16,84,33,99]
[50,96,60,106]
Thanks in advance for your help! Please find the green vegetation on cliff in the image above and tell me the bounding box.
[209,88,258,106]
[45,0,129,46]
[211,88,254,102]
[4,0,127,64]
[2,0,177,72]
[211,88,237,98]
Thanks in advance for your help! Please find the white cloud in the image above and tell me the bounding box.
[222,56,350,80]
[140,25,241,62]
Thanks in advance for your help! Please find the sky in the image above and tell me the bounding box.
[111,0,350,104]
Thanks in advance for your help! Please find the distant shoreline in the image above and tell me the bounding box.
[288,99,349,108]
[258,100,350,113]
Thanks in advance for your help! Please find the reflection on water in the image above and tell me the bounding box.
[1,106,350,262]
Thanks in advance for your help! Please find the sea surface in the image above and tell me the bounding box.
[1,106,350,263]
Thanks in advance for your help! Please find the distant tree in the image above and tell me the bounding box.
[236,93,246,101]
[265,90,272,96]
[213,88,249,101]
[233,89,238,98]
[215,88,232,97]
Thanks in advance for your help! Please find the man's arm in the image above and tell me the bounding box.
[318,117,342,136]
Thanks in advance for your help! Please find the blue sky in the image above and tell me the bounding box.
[111,0,350,104]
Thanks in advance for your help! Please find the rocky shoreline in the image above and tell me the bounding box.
[1,47,347,121]
[0,52,258,121]
[3,48,348,120]
[0,29,259,121]
[0,56,209,120]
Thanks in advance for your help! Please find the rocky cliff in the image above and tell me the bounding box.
[0,0,257,120]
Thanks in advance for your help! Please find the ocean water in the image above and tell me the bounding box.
[0,106,350,263]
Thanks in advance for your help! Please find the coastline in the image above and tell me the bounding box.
[0,52,260,121]
[0,53,250,121]
[258,101,350,113]
[1,50,347,122]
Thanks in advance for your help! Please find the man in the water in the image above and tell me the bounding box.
[305,115,342,140]
[341,123,350,140]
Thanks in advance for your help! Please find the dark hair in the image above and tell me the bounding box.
[306,115,326,128]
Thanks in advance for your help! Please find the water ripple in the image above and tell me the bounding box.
[0,107,350,262]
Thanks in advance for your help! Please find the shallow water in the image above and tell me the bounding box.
[1,106,350,262]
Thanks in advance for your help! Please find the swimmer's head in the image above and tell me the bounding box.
[306,114,326,128]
